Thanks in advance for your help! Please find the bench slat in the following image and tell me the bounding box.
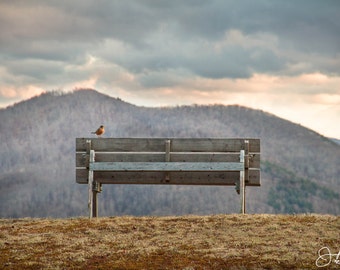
[76,169,260,186]
[76,138,260,152]
[76,152,261,168]
[90,162,244,172]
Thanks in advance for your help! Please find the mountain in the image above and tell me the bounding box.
[331,138,340,145]
[0,89,339,217]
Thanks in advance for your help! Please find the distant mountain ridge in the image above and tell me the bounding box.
[0,89,339,217]
[331,138,340,145]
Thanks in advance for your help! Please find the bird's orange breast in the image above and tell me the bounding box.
[96,127,104,135]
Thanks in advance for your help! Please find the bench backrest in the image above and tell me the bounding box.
[76,138,260,186]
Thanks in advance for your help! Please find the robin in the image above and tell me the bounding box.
[91,125,105,137]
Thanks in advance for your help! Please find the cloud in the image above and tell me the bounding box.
[0,85,45,103]
[0,1,339,136]
[107,72,340,107]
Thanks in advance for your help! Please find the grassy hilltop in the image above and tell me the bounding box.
[1,214,339,269]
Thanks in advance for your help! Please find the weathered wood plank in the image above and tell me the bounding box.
[77,138,168,152]
[76,138,260,152]
[171,138,260,152]
[76,152,260,168]
[76,169,261,186]
[76,153,165,166]
[89,162,245,172]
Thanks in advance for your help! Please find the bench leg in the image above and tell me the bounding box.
[239,171,246,214]
[88,149,95,218]
[88,174,93,219]
[92,190,98,218]
[240,178,246,214]
[92,181,101,217]
[240,150,246,214]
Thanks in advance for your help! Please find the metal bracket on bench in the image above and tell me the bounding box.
[92,181,102,193]
[235,180,240,194]
[86,141,101,218]
[235,140,248,196]
[244,140,249,183]
[164,139,171,183]
[239,149,246,214]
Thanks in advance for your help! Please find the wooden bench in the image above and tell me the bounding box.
[76,138,261,218]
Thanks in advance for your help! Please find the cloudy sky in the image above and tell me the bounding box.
[1,0,339,138]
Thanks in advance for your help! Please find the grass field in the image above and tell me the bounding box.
[0,214,339,269]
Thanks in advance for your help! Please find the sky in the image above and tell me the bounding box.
[0,1,339,138]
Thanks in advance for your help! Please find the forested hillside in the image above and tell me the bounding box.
[0,89,339,217]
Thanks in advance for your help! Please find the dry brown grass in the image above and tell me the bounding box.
[0,214,339,269]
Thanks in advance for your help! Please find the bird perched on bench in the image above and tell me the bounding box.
[92,125,105,137]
